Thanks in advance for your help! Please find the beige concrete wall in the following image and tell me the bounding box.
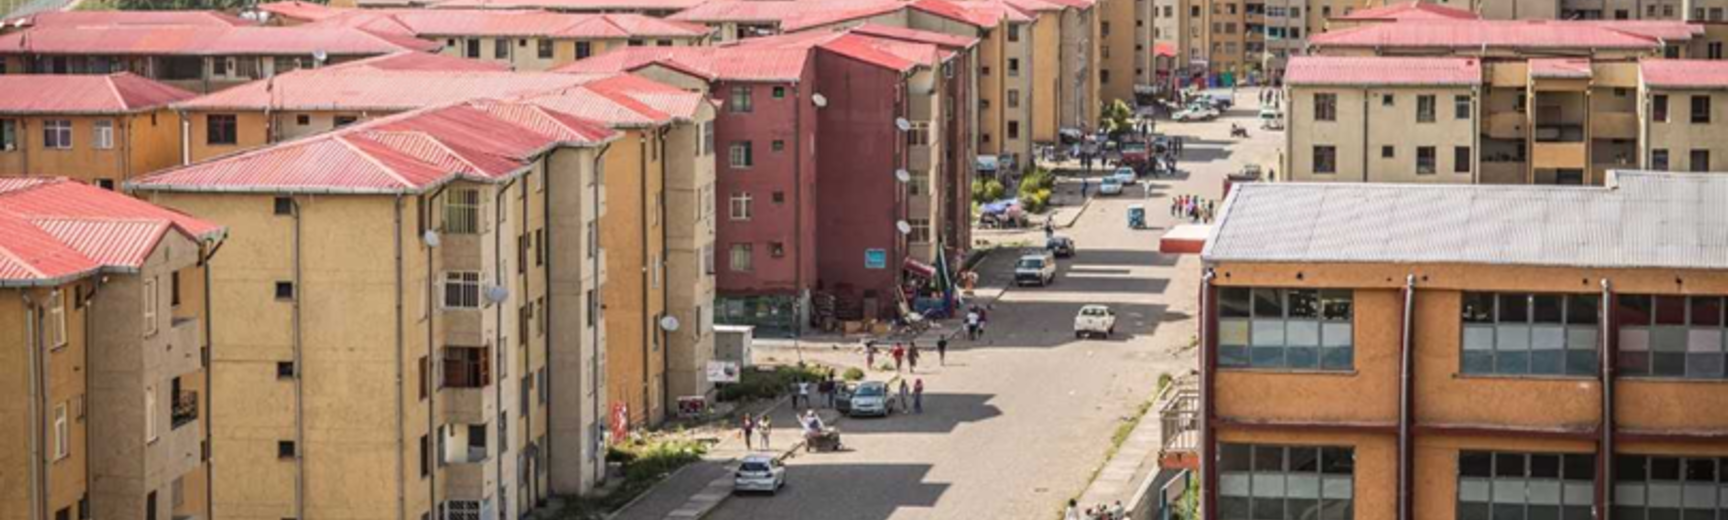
[546,145,606,495]
[1030,12,1061,144]
[0,283,89,520]
[1645,89,1728,172]
[431,36,703,71]
[185,111,272,165]
[1098,0,1143,105]
[602,129,669,427]
[664,108,718,403]
[0,112,181,184]
[1217,429,1398,520]
[1288,85,1478,183]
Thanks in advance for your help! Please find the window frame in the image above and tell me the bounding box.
[1313,93,1336,122]
[1218,443,1356,520]
[1460,292,1601,378]
[1654,94,1670,122]
[44,119,73,150]
[1457,450,1596,520]
[728,192,752,221]
[729,86,753,113]
[444,188,481,234]
[205,114,237,146]
[1416,94,1436,123]
[729,243,753,272]
[443,271,482,310]
[1615,294,1728,379]
[93,119,114,150]
[1313,145,1337,174]
[728,141,753,168]
[1218,287,1355,371]
[1416,146,1437,174]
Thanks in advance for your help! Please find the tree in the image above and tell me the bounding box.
[1100,99,1134,138]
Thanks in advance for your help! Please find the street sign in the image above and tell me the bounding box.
[865,248,887,269]
[707,361,740,383]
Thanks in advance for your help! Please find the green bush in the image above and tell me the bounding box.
[843,367,865,381]
[972,178,1006,202]
[1022,188,1052,213]
[715,364,828,402]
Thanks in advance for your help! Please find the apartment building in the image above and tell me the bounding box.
[0,21,429,93]
[666,0,907,43]
[1194,171,1728,520]
[0,74,195,186]
[0,9,254,33]
[905,0,1038,171]
[131,100,617,519]
[1284,56,1481,183]
[0,177,223,520]
[305,9,712,71]
[356,0,707,16]
[1097,0,1155,105]
[1638,60,1728,173]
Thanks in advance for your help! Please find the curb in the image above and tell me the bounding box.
[1059,196,1094,230]
[601,394,792,520]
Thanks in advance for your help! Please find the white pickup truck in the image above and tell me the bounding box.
[1074,304,1117,339]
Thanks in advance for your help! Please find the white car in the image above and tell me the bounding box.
[1074,305,1117,339]
[1098,177,1124,196]
[734,454,787,494]
[1172,105,1220,122]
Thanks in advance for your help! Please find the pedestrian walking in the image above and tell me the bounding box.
[1065,499,1081,520]
[742,414,756,450]
[891,343,905,372]
[965,309,980,340]
[796,379,811,409]
[977,306,990,338]
[758,414,772,450]
[898,379,911,413]
[866,341,878,369]
[908,344,919,373]
[818,377,833,409]
[1081,178,1090,197]
[913,379,924,413]
[937,337,948,365]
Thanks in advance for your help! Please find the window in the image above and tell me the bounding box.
[1382,146,1395,159]
[729,142,753,168]
[96,179,114,191]
[44,120,72,149]
[296,114,311,126]
[93,120,113,149]
[1461,293,1600,376]
[1616,295,1728,379]
[1416,146,1436,174]
[442,346,490,388]
[420,434,430,477]
[333,115,357,127]
[1693,95,1712,123]
[768,242,784,258]
[278,361,295,379]
[729,243,753,272]
[1008,24,1020,42]
[628,39,643,46]
[1313,146,1336,174]
[771,191,784,204]
[1100,70,1110,84]
[206,114,237,146]
[730,86,753,113]
[1313,93,1336,122]
[586,220,598,259]
[46,290,66,349]
[444,272,480,309]
[278,440,296,459]
[1417,95,1436,123]
[0,119,15,151]
[1455,95,1471,119]
[53,402,68,460]
[1218,288,1354,370]
[702,243,714,275]
[494,38,509,59]
[1101,21,1110,36]
[699,121,714,156]
[908,218,930,243]
[1007,89,1020,108]
[143,277,159,336]
[1218,443,1355,520]
[729,192,752,220]
[1654,94,1669,122]
[56,508,68,520]
[145,387,157,443]
[1653,149,1670,170]
[575,41,592,59]
[171,271,180,307]
[1612,455,1726,519]
[1008,121,1020,140]
[1454,146,1471,173]
[773,86,785,98]
[1457,451,1595,520]
[445,188,480,234]
[274,197,293,216]
[1008,58,1020,77]
[771,140,784,152]
[1382,94,1395,107]
[1712,42,1725,60]
[908,171,929,196]
[586,289,598,328]
[537,39,553,59]
[1692,149,1711,172]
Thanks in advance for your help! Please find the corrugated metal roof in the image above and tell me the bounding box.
[131,100,617,194]
[0,24,426,56]
[1641,59,1728,89]
[1336,1,1478,21]
[0,177,224,285]
[176,68,597,111]
[0,73,196,115]
[851,23,979,49]
[907,0,1004,28]
[1309,20,1666,51]
[1285,56,1480,86]
[310,9,709,39]
[669,0,904,30]
[1203,171,1728,270]
[4,9,255,28]
[430,0,708,11]
[1529,58,1592,79]
[257,1,346,22]
[553,46,810,82]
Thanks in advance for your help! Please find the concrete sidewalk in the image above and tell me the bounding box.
[1074,404,1164,516]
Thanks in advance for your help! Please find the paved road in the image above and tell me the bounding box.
[705,89,1282,520]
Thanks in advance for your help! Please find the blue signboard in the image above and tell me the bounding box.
[865,248,887,269]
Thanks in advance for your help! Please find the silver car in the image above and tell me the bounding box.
[733,454,786,494]
[848,381,890,417]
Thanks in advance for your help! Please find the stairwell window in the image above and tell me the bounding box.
[143,277,159,336]
[443,272,481,310]
[1218,288,1353,371]
[47,290,66,349]
[1219,444,1355,520]
[908,219,930,243]
[730,86,753,113]
[729,141,753,168]
[53,402,68,461]
[1461,293,1599,376]
[729,243,753,272]
[442,347,490,388]
[445,188,480,234]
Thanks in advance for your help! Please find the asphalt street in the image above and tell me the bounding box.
[705,89,1283,520]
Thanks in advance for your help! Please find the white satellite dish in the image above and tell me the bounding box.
[896,220,912,235]
[659,315,681,332]
[312,50,328,64]
[895,169,910,183]
[812,93,828,108]
[422,230,441,248]
[895,117,911,132]
[485,285,510,304]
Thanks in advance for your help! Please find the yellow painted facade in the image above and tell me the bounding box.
[1029,11,1061,144]
[600,128,669,427]
[0,110,184,185]
[184,111,272,165]
[0,284,88,520]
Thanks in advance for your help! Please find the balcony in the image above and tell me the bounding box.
[167,317,203,377]
[1157,375,1200,470]
[1485,112,1526,140]
[1533,142,1588,170]
[444,459,486,499]
[1591,112,1638,140]
[171,390,198,429]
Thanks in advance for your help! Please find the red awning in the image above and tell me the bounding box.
[1153,42,1177,58]
[904,257,936,278]
[1159,224,1211,255]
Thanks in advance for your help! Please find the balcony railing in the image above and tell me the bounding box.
[172,391,198,429]
[1158,376,1200,456]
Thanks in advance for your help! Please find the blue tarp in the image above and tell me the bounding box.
[980,198,1020,214]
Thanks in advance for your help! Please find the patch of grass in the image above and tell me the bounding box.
[843,367,865,381]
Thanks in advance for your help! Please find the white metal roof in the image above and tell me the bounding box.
[1202,171,1728,270]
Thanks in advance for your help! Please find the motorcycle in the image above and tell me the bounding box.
[1230,124,1249,138]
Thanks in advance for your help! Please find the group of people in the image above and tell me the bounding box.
[964,305,990,340]
[1171,195,1216,223]
[896,378,926,414]
[739,413,775,451]
[792,368,841,409]
[1065,499,1128,520]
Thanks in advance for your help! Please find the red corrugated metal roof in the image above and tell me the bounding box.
[0,177,224,285]
[732,29,948,72]
[850,23,978,49]
[1641,59,1728,88]
[669,0,904,31]
[1310,20,1666,50]
[1577,20,1704,42]
[176,68,599,111]
[1152,41,1175,57]
[1285,56,1481,86]
[553,46,809,82]
[130,100,616,194]
[430,0,708,11]
[311,9,709,39]
[257,1,347,22]
[1529,58,1592,79]
[4,10,255,28]
[0,25,427,56]
[579,72,707,119]
[1336,1,1477,21]
[0,73,196,115]
[907,0,1003,28]
[347,50,511,71]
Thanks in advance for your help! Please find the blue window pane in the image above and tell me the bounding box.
[1654,353,1687,377]
[1463,351,1494,374]
[1497,351,1530,374]
[1321,346,1352,370]
[1252,346,1286,368]
[1686,353,1724,379]
[1221,345,1250,367]
[1566,350,1598,376]
[1287,346,1319,369]
[1532,350,1565,375]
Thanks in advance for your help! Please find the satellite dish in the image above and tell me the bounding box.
[894,117,911,131]
[422,230,441,248]
[485,285,510,304]
[659,315,681,332]
[896,220,912,235]
[895,169,910,183]
[811,93,828,107]
[312,50,328,64]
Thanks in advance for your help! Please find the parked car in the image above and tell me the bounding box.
[1014,250,1057,286]
[1074,304,1117,339]
[1047,235,1076,258]
[848,381,890,417]
[1098,176,1124,196]
[1207,94,1235,110]
[835,382,854,414]
[733,454,787,494]
[1259,108,1284,130]
[1111,167,1138,184]
[1171,104,1219,122]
